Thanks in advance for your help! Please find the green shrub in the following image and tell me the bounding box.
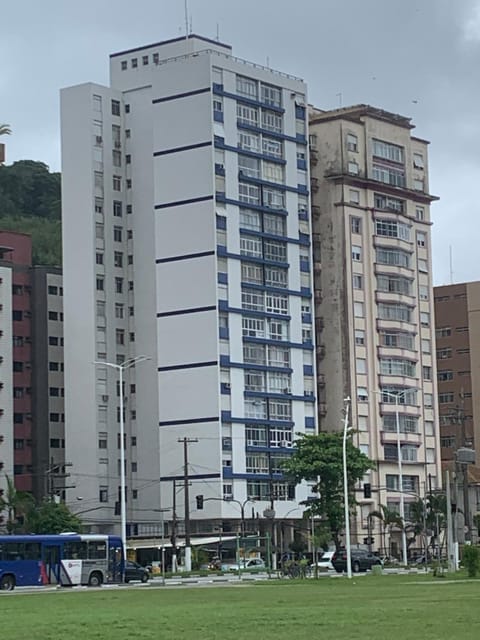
[461,545,480,577]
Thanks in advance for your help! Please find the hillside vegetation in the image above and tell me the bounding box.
[0,160,62,265]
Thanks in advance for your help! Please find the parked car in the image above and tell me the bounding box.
[222,557,266,571]
[124,561,150,583]
[331,549,382,573]
[311,550,335,571]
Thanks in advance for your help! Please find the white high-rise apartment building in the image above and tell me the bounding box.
[309,105,442,553]
[61,35,316,536]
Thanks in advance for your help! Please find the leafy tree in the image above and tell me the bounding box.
[283,432,374,549]
[0,160,61,219]
[462,545,480,577]
[0,475,35,533]
[27,501,83,535]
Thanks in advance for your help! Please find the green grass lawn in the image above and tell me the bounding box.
[1,575,480,640]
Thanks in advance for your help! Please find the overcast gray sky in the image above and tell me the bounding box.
[1,0,479,285]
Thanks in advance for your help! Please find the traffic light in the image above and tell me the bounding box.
[196,494,204,509]
[363,483,372,499]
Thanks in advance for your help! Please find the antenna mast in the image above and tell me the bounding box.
[449,245,454,284]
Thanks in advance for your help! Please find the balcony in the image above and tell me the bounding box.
[380,430,423,446]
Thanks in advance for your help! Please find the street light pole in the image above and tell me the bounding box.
[342,396,352,579]
[93,356,151,559]
[395,394,408,567]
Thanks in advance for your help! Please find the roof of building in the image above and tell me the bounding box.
[309,104,415,130]
[110,33,231,58]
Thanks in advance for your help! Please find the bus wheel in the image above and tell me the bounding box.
[88,572,103,587]
[0,575,15,591]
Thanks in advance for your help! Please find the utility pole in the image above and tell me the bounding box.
[171,480,177,572]
[178,437,198,571]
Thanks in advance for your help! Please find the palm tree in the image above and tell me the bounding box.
[370,504,404,557]
[0,475,34,533]
[0,124,11,136]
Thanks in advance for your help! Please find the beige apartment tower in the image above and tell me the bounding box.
[309,105,442,553]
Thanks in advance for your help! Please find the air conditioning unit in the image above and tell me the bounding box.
[281,441,293,449]
[101,395,109,402]
[224,383,231,390]
[114,141,122,149]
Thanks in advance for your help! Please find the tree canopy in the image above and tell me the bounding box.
[0,160,61,265]
[283,432,374,548]
[27,501,83,535]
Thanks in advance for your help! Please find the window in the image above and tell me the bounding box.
[115,304,124,319]
[268,319,289,341]
[263,161,284,184]
[351,217,361,233]
[348,161,359,175]
[241,263,263,285]
[263,136,283,158]
[243,344,266,365]
[266,292,288,315]
[236,75,258,99]
[437,347,452,360]
[111,100,120,116]
[381,387,417,405]
[349,190,360,205]
[373,139,404,163]
[114,252,123,268]
[237,103,259,127]
[383,414,418,434]
[244,398,267,419]
[378,303,411,322]
[240,209,261,232]
[242,290,264,312]
[261,83,282,107]
[419,285,429,301]
[246,453,269,474]
[356,358,367,374]
[441,436,456,448]
[421,339,431,353]
[413,153,424,169]
[268,345,290,367]
[375,219,410,241]
[418,259,428,272]
[402,445,417,462]
[436,327,451,338]
[354,302,364,317]
[114,226,122,242]
[112,149,121,167]
[238,131,261,153]
[263,186,285,210]
[423,366,432,380]
[131,58,138,68]
[413,178,424,191]
[357,387,368,402]
[376,248,410,268]
[420,312,430,327]
[265,265,288,288]
[242,317,265,338]
[269,399,291,421]
[261,110,282,134]
[355,329,365,345]
[12,310,23,321]
[439,392,454,404]
[424,393,433,408]
[377,275,412,296]
[379,358,416,377]
[416,206,425,221]
[264,213,286,236]
[347,133,358,151]
[353,274,363,290]
[417,232,426,248]
[374,193,405,213]
[352,245,362,261]
[239,183,260,205]
[437,370,453,382]
[264,239,287,262]
[115,277,123,294]
[425,421,434,436]
[372,163,405,187]
[113,200,122,217]
[238,155,260,179]
[113,175,121,191]
[48,311,58,321]
[96,277,104,291]
[96,253,104,265]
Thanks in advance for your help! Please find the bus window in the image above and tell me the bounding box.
[24,543,41,560]
[63,541,87,559]
[3,543,24,560]
[88,541,107,559]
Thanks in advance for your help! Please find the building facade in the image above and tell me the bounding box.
[434,281,480,540]
[31,266,66,502]
[0,256,13,513]
[0,232,34,494]
[61,35,316,537]
[309,105,442,553]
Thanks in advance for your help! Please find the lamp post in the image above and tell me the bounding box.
[376,388,415,567]
[342,396,352,579]
[93,356,151,557]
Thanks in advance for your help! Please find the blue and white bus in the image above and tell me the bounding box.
[0,534,124,591]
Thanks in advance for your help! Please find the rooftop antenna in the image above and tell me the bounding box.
[216,23,220,41]
[449,245,454,284]
[184,0,189,40]
[266,56,270,68]
[336,92,343,107]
